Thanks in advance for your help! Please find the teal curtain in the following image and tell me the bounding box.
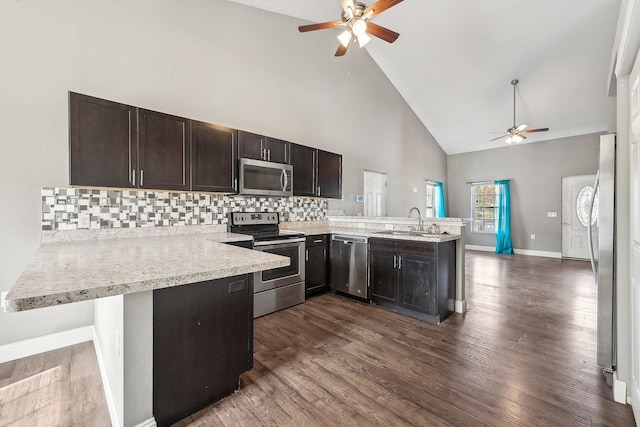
[494,180,514,255]
[435,182,447,218]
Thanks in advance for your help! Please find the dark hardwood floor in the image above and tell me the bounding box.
[0,252,635,426]
[177,251,636,427]
[0,341,110,427]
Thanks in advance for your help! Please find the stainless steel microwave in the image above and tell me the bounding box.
[238,158,293,197]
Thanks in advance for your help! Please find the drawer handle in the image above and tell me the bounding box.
[314,239,323,243]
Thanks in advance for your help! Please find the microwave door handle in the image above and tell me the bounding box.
[283,170,289,191]
[280,169,287,191]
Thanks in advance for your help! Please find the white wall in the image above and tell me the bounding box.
[0,0,447,346]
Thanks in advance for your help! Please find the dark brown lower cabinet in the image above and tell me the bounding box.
[369,238,455,324]
[305,234,330,296]
[153,275,253,427]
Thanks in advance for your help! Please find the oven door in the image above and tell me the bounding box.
[253,238,305,292]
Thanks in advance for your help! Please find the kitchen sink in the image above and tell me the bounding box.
[374,230,447,237]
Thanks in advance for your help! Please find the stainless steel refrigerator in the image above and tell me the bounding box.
[588,134,616,379]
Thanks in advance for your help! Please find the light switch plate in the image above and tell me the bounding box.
[547,212,558,218]
[530,234,536,240]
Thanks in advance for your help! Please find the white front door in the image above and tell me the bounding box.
[364,170,387,217]
[561,174,597,259]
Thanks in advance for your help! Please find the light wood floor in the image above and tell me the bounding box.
[0,341,110,426]
[178,251,637,427]
[1,252,636,426]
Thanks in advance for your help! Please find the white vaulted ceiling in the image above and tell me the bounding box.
[225,0,621,154]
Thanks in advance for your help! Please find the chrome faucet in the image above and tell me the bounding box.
[408,207,422,231]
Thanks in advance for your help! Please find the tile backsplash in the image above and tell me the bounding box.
[42,187,327,231]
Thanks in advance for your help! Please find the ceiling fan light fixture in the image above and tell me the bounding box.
[357,32,371,47]
[351,18,368,37]
[511,134,524,144]
[338,30,353,48]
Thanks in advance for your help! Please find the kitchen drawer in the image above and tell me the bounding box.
[306,234,328,246]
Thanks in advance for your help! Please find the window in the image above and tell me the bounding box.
[471,183,499,233]
[425,182,436,217]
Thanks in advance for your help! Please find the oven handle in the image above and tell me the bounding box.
[254,237,306,247]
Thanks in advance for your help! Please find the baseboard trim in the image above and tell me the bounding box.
[0,326,93,364]
[455,299,467,314]
[465,245,562,259]
[92,328,121,427]
[613,371,628,404]
[134,418,157,427]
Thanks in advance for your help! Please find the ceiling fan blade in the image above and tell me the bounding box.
[298,21,344,33]
[524,127,549,133]
[490,134,509,142]
[516,124,528,132]
[335,43,349,57]
[364,0,404,19]
[339,0,356,15]
[365,22,400,43]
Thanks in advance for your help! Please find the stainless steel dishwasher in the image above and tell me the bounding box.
[330,235,369,299]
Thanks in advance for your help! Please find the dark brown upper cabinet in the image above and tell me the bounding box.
[289,143,317,197]
[191,121,237,193]
[317,150,342,199]
[69,92,137,188]
[238,130,289,164]
[138,109,190,191]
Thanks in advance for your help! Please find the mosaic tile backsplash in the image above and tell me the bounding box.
[42,187,327,231]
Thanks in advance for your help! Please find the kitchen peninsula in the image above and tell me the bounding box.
[5,226,289,427]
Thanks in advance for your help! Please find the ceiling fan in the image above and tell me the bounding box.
[490,79,549,144]
[298,0,403,57]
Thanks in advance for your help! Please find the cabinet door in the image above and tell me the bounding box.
[290,143,317,196]
[69,92,137,188]
[369,250,398,303]
[317,150,342,199]
[154,275,251,427]
[265,137,289,164]
[306,244,328,293]
[191,121,237,193]
[138,109,190,191]
[398,254,437,315]
[238,130,265,161]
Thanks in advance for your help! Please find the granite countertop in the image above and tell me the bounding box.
[5,232,287,312]
[286,226,462,243]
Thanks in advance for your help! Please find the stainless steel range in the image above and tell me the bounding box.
[229,212,305,318]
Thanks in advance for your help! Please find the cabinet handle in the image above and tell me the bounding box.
[393,255,397,269]
[268,149,271,161]
[317,185,321,196]
[305,249,309,262]
[314,239,323,243]
[140,170,144,187]
[398,256,403,270]
[234,178,238,191]
[132,169,136,186]
[262,148,267,161]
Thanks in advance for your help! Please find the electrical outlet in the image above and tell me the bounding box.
[530,234,536,240]
[78,213,90,229]
[205,212,213,224]
[412,186,418,193]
